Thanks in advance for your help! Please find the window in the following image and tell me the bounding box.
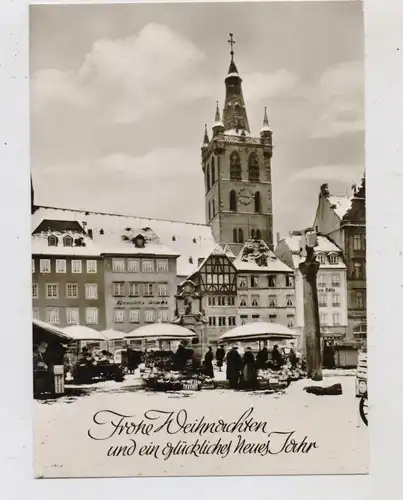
[251,295,259,306]
[86,307,98,325]
[55,259,66,273]
[158,283,168,297]
[212,199,216,218]
[286,275,294,287]
[112,259,125,273]
[144,283,154,296]
[228,316,236,326]
[66,307,79,325]
[233,228,238,243]
[317,253,326,264]
[269,314,277,323]
[63,235,73,247]
[142,260,154,273]
[286,295,294,307]
[332,313,341,326]
[230,151,242,180]
[127,259,140,273]
[287,315,295,328]
[356,291,365,309]
[46,308,59,324]
[229,190,237,211]
[254,191,261,213]
[268,275,276,287]
[252,314,260,320]
[40,259,51,273]
[217,296,226,306]
[319,293,327,307]
[251,229,256,239]
[114,309,125,323]
[32,308,40,320]
[353,261,365,280]
[32,283,39,299]
[248,153,260,182]
[206,164,210,191]
[331,274,340,287]
[46,283,58,299]
[318,274,326,287]
[240,315,248,325]
[87,260,97,273]
[112,282,125,297]
[268,295,277,307]
[145,310,155,323]
[66,283,78,298]
[157,259,169,273]
[211,157,216,185]
[239,295,247,307]
[218,317,226,327]
[158,309,170,322]
[129,309,140,323]
[227,296,235,306]
[329,254,338,265]
[353,234,365,251]
[208,296,216,306]
[48,235,58,247]
[332,293,340,307]
[251,275,259,288]
[85,283,98,300]
[32,259,35,273]
[239,277,248,289]
[320,313,328,325]
[256,229,262,239]
[128,282,140,297]
[71,260,82,274]
[238,228,244,243]
[208,316,216,326]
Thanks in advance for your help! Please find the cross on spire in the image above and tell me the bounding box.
[228,33,236,61]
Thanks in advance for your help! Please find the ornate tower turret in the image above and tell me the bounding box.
[212,102,225,137]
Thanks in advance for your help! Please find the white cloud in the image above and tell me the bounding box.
[290,164,363,184]
[243,70,298,103]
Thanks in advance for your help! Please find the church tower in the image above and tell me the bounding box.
[201,34,274,253]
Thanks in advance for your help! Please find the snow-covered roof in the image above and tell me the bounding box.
[284,235,342,254]
[224,129,252,137]
[63,325,105,341]
[328,195,353,219]
[213,120,224,128]
[234,239,293,273]
[100,329,125,341]
[124,323,197,340]
[219,322,298,342]
[32,207,216,276]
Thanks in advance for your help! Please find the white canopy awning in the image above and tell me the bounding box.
[33,319,73,341]
[100,329,125,341]
[125,323,197,340]
[63,325,106,342]
[219,322,299,342]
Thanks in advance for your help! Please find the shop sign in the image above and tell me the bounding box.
[116,299,169,307]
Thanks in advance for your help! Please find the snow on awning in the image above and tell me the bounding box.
[219,322,299,342]
[100,329,125,341]
[125,323,197,340]
[63,325,106,342]
[33,319,73,341]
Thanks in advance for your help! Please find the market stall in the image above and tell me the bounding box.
[125,323,216,391]
[219,322,305,391]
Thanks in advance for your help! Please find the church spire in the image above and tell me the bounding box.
[212,101,224,136]
[222,33,250,134]
[201,124,209,150]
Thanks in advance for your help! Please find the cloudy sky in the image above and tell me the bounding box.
[30,1,364,237]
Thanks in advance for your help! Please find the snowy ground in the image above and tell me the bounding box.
[34,369,368,478]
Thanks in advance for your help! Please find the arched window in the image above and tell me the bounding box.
[48,235,58,247]
[63,235,73,247]
[230,151,242,180]
[206,164,210,191]
[254,191,261,213]
[256,229,262,239]
[211,157,215,185]
[233,228,238,243]
[238,228,244,243]
[212,198,215,217]
[208,201,211,220]
[229,190,237,211]
[251,229,256,239]
[248,153,260,182]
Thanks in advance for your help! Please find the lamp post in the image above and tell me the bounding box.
[299,230,323,381]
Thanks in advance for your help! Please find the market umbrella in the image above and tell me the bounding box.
[33,319,73,342]
[219,322,298,343]
[99,329,125,351]
[63,325,106,342]
[125,323,197,340]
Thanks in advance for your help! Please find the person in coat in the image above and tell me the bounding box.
[256,347,269,370]
[215,345,225,371]
[271,345,283,370]
[288,343,298,369]
[226,346,242,389]
[240,348,257,389]
[323,341,336,369]
[204,346,215,378]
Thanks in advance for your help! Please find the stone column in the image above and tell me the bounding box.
[299,245,323,381]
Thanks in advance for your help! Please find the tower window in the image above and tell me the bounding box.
[206,164,210,191]
[230,151,242,181]
[251,229,255,239]
[229,190,237,212]
[254,191,261,213]
[212,199,216,218]
[238,228,244,243]
[248,153,260,182]
[211,157,215,185]
[208,201,211,221]
[256,229,262,239]
[233,228,238,243]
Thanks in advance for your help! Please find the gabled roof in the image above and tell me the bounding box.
[327,195,353,219]
[234,239,293,273]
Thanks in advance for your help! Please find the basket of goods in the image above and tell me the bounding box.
[196,375,217,390]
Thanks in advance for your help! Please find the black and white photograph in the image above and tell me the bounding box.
[30,1,367,478]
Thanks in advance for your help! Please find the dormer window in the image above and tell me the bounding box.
[133,235,145,248]
[316,253,326,265]
[48,235,58,247]
[329,253,338,265]
[63,235,73,247]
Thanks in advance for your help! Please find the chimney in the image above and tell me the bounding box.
[87,228,93,239]
[320,183,330,197]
